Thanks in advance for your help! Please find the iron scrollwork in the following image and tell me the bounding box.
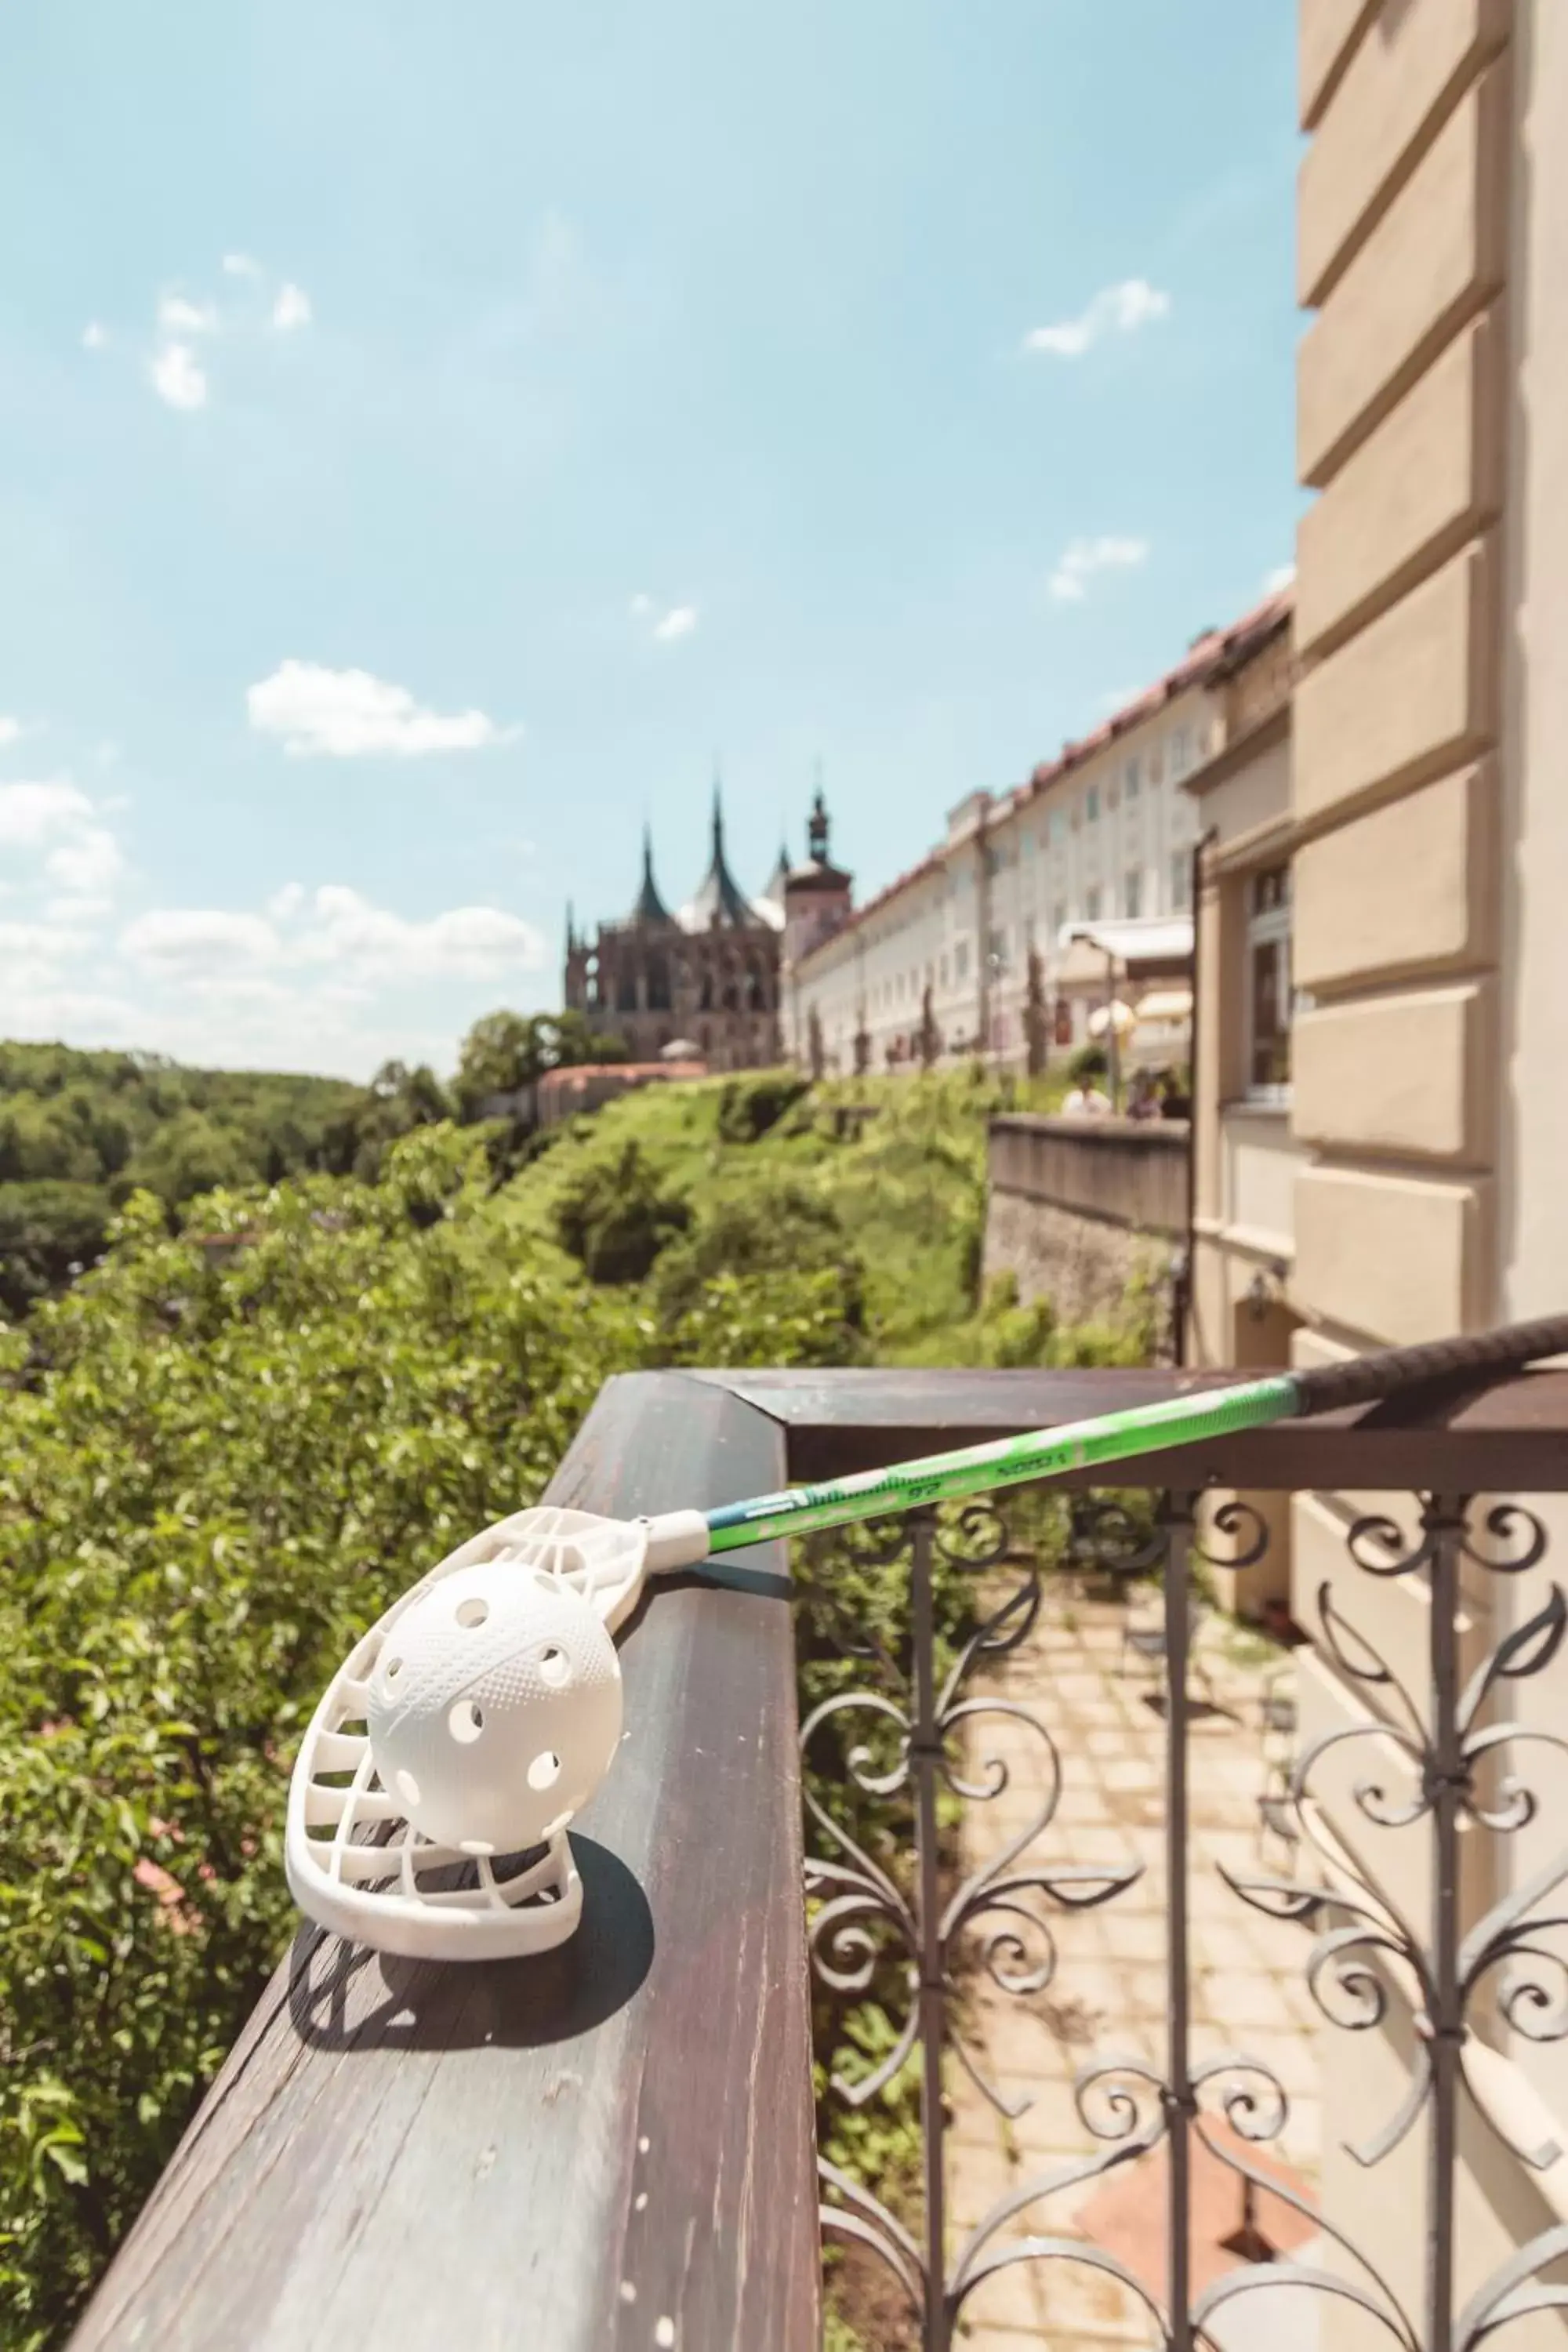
[805,1483,1568,2352]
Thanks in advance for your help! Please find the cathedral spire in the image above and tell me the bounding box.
[626,822,674,926]
[808,767,830,864]
[680,764,754,930]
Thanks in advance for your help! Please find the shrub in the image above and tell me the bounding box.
[0,1182,112,1319]
[1066,1043,1108,1083]
[716,1069,811,1145]
[552,1140,691,1283]
[0,1133,637,2346]
[651,1181,860,1323]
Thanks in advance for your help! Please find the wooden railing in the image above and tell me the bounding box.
[69,1361,1568,2351]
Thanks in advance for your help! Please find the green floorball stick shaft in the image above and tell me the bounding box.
[670,1315,1568,1564]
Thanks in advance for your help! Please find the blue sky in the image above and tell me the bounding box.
[0,0,1300,1079]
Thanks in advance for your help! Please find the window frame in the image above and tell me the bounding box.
[1244,862,1293,1105]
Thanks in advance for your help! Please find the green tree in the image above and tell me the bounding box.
[0,1182,112,1316]
[118,1110,257,1208]
[917,985,942,1073]
[1024,943,1049,1078]
[452,1010,627,1123]
[553,1139,691,1283]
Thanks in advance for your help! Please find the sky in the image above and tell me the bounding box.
[0,0,1301,1080]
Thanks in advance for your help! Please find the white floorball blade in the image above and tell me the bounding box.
[285,1505,652,1962]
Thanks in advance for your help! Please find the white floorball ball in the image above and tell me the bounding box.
[367,1559,623,1856]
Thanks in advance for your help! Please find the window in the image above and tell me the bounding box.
[1085,885,1102,921]
[1170,851,1190,912]
[954,939,971,980]
[1123,869,1142,920]
[939,953,949,987]
[988,927,1008,971]
[1050,808,1066,848]
[1170,724,1192,779]
[1051,899,1067,938]
[1125,756,1141,800]
[1247,864,1292,1094]
[1085,786,1100,824]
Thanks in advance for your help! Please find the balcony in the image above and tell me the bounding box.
[68,1360,1568,2351]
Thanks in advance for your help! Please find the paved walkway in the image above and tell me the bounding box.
[947,1584,1320,2350]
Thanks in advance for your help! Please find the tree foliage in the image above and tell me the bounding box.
[552,1138,691,1283]
[0,1057,1154,2347]
[452,1010,627,1122]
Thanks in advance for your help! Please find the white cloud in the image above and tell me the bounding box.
[1264,561,1297,594]
[301,887,546,980]
[0,779,96,847]
[150,342,209,411]
[45,821,124,910]
[121,886,546,988]
[1,779,127,927]
[82,321,109,352]
[270,281,312,332]
[158,292,220,336]
[246,661,513,757]
[222,252,261,278]
[0,716,22,748]
[630,595,699,645]
[122,909,280,969]
[1024,278,1171,360]
[0,781,541,1076]
[1049,535,1150,603]
[0,917,93,967]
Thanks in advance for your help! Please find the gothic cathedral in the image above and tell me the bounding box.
[564,786,851,1072]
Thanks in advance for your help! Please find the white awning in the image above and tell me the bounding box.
[1057,916,1194,965]
[1134,987,1194,1025]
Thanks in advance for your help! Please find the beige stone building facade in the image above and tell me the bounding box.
[1181,1,1568,2331]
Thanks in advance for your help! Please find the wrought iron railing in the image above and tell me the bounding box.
[804,1480,1568,2352]
[71,1362,1568,2352]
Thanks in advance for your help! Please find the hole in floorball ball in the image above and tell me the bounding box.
[448,1700,485,1744]
[455,1595,490,1629]
[396,1768,422,1810]
[538,1646,571,1689]
[383,1656,404,1682]
[528,1751,562,1792]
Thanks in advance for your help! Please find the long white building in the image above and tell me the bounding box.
[785,593,1291,1076]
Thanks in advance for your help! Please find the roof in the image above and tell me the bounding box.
[627,828,675,926]
[677,792,766,932]
[536,1061,706,1096]
[788,584,1293,966]
[1023,586,1295,802]
[784,855,853,894]
[749,840,793,930]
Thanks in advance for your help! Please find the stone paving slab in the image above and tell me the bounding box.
[947,1586,1319,2351]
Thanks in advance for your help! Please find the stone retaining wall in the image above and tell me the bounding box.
[983,1114,1190,1332]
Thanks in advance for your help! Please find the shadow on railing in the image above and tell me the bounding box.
[70,1359,1568,2352]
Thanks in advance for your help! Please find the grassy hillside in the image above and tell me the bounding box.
[502,1065,1155,1367]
